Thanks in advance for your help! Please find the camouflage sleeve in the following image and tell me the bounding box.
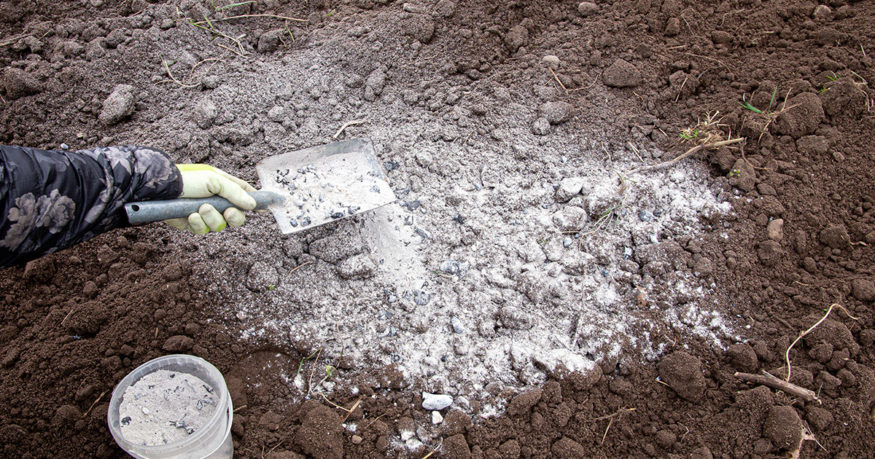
[0,145,182,268]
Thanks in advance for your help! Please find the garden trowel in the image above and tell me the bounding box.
[125,138,396,234]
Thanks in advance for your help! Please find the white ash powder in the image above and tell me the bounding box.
[119,370,218,446]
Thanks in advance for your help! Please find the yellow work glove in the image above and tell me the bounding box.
[165,164,257,235]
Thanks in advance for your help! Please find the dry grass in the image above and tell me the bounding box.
[629,112,743,174]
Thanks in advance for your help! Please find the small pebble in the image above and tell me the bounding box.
[563,237,573,247]
[450,317,465,334]
[638,209,654,222]
[422,392,453,410]
[431,411,444,424]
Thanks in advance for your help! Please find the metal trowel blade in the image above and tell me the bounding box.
[255,138,396,234]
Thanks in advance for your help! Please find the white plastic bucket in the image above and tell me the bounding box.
[107,355,233,459]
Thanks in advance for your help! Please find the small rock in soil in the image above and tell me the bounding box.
[293,404,343,459]
[602,59,642,88]
[763,405,802,450]
[194,97,218,129]
[402,16,435,44]
[499,440,521,457]
[431,410,443,424]
[775,92,824,138]
[809,342,833,363]
[542,55,561,68]
[363,68,386,102]
[664,17,680,36]
[756,240,783,267]
[796,135,828,156]
[540,101,573,125]
[507,388,542,416]
[65,304,108,336]
[803,317,859,356]
[658,351,707,402]
[577,2,599,17]
[531,117,551,135]
[99,84,136,125]
[819,223,849,249]
[442,434,471,458]
[821,78,868,117]
[257,29,284,53]
[655,429,676,449]
[422,392,452,410]
[806,406,834,432]
[766,219,784,241]
[52,405,82,426]
[504,25,529,52]
[2,68,42,99]
[282,238,303,258]
[161,335,194,352]
[336,254,376,280]
[727,343,758,372]
[441,409,471,436]
[552,437,586,458]
[552,206,587,232]
[850,278,875,301]
[2,347,20,367]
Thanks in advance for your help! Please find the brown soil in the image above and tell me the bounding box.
[2,1,874,458]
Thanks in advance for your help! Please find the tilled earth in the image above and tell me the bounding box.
[1,1,874,458]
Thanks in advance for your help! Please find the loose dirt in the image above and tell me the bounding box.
[1,1,873,458]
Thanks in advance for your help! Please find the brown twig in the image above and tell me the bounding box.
[784,303,858,382]
[333,119,366,139]
[341,398,362,423]
[364,414,385,429]
[306,349,322,395]
[233,404,248,413]
[548,66,568,95]
[628,138,743,174]
[735,371,818,402]
[162,58,200,88]
[600,416,614,445]
[421,439,443,458]
[262,440,283,458]
[61,307,77,325]
[592,407,636,422]
[289,261,313,275]
[83,391,108,418]
[589,407,636,445]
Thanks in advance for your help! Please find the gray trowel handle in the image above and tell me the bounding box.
[125,190,285,225]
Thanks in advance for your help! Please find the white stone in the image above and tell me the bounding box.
[422,392,453,410]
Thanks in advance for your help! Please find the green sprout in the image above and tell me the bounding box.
[268,284,276,291]
[679,128,700,141]
[740,87,777,114]
[728,169,741,178]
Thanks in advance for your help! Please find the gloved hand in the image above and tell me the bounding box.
[165,164,257,234]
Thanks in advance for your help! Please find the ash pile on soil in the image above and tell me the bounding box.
[172,41,740,396]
